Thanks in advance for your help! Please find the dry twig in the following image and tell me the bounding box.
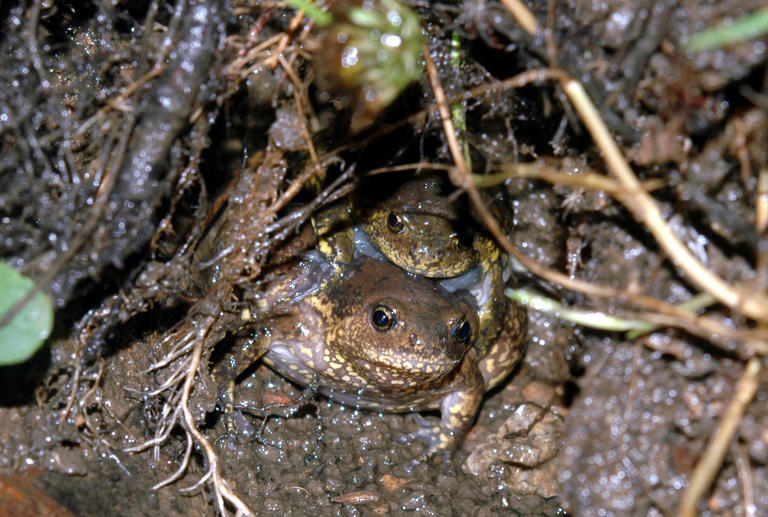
[475,161,666,197]
[562,80,768,322]
[477,6,768,516]
[498,0,768,323]
[677,358,761,517]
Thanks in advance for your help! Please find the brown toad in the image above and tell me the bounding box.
[216,253,492,467]
[355,174,525,387]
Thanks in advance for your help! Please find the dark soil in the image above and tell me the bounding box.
[2,0,768,515]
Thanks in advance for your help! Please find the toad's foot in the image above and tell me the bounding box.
[397,358,484,473]
[397,413,458,473]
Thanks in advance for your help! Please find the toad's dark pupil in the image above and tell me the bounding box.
[372,306,394,330]
[387,212,404,232]
[452,319,471,342]
[453,231,473,250]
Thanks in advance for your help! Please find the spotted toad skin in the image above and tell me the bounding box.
[356,174,524,381]
[216,254,489,466]
[215,174,527,467]
[358,174,482,278]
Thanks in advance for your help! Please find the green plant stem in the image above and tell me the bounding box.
[507,288,716,338]
[686,8,768,51]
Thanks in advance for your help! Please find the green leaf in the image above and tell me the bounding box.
[0,262,53,365]
[685,8,768,52]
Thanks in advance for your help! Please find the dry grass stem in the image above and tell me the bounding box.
[422,46,470,177]
[734,443,756,517]
[476,161,666,196]
[677,358,761,517]
[495,0,768,323]
[278,54,323,176]
[469,170,767,355]
[498,0,538,36]
[263,10,305,69]
[562,79,768,322]
[226,34,282,78]
[757,167,768,233]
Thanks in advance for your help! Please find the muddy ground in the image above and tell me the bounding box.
[2,0,768,515]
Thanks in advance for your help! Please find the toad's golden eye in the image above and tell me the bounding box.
[451,318,472,344]
[371,304,396,330]
[387,212,405,233]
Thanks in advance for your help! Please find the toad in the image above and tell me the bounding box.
[355,174,523,383]
[216,253,492,467]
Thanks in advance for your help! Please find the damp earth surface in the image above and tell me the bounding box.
[1,0,768,515]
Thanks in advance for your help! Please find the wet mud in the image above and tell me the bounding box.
[2,0,768,515]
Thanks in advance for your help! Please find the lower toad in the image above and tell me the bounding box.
[215,252,491,467]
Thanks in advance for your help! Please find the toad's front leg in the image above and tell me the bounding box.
[397,355,484,473]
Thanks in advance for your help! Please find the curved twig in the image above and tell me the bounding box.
[677,358,761,517]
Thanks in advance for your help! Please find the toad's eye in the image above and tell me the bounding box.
[451,318,472,343]
[372,304,396,330]
[387,212,405,233]
[451,232,473,251]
